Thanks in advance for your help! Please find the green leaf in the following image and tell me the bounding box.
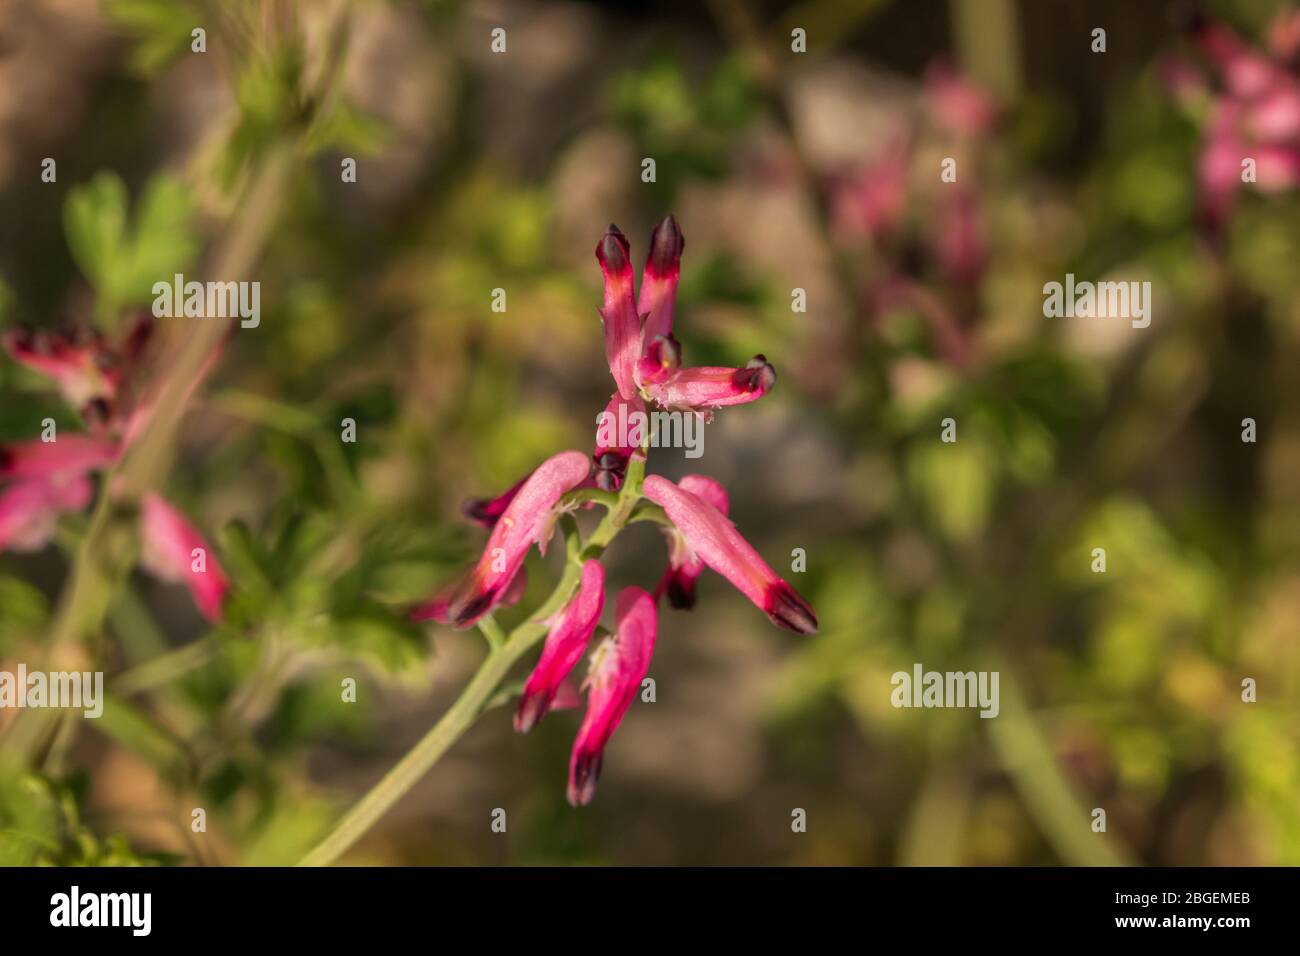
[63,171,128,293]
[105,0,200,76]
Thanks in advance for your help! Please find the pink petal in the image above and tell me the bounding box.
[0,476,93,553]
[636,215,685,348]
[567,586,657,806]
[654,474,728,610]
[139,493,230,622]
[592,391,647,491]
[0,435,119,480]
[441,450,592,629]
[643,474,817,634]
[925,60,998,138]
[515,559,605,733]
[596,224,641,401]
[646,356,776,411]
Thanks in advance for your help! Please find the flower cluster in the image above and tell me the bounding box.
[830,59,998,369]
[0,318,229,621]
[1164,9,1300,234]
[413,217,817,805]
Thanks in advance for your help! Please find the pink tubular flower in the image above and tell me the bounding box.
[0,435,120,480]
[515,559,605,733]
[567,586,657,806]
[139,493,230,622]
[0,476,93,552]
[654,474,729,609]
[596,225,641,402]
[1176,13,1300,233]
[643,474,817,634]
[432,450,592,629]
[645,355,776,411]
[636,215,684,348]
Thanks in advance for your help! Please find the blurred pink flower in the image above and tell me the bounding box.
[0,475,93,552]
[925,59,999,138]
[139,493,230,622]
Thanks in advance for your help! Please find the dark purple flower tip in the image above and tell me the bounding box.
[665,571,697,610]
[567,750,603,807]
[764,581,818,634]
[449,586,500,629]
[596,224,631,275]
[731,355,776,395]
[645,215,685,277]
[594,451,627,491]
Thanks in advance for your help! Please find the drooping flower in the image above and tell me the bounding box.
[424,450,592,629]
[653,474,729,609]
[643,474,817,634]
[139,493,230,622]
[515,559,605,733]
[567,586,657,806]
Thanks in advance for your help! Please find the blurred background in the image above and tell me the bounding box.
[1,0,1299,865]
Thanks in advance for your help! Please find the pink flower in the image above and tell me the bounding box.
[0,435,120,480]
[567,586,657,806]
[643,474,817,634]
[596,225,641,402]
[515,559,605,733]
[653,474,729,609]
[425,450,592,629]
[0,476,93,552]
[644,355,776,411]
[1177,14,1300,232]
[139,493,230,622]
[832,134,911,241]
[2,317,154,427]
[594,219,778,413]
[925,60,998,139]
